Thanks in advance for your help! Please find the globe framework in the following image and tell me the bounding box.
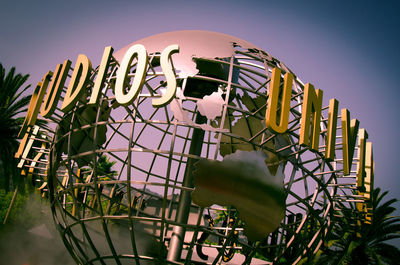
[20,30,363,264]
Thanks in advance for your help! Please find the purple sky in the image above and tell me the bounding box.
[1,0,399,246]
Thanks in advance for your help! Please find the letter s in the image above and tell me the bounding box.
[152,44,179,107]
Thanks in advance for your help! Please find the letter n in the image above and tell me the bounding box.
[299,84,323,151]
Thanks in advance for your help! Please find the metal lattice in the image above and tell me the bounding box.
[18,31,369,264]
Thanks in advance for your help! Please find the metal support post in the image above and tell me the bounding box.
[167,113,207,262]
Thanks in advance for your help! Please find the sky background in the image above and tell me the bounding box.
[1,0,399,247]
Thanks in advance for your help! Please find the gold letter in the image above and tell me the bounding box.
[115,44,148,105]
[265,68,293,133]
[152,44,180,107]
[18,71,53,138]
[364,142,374,200]
[356,129,368,191]
[325,98,338,160]
[16,125,39,167]
[89,46,114,105]
[341,109,359,176]
[299,84,323,151]
[15,129,30,159]
[61,54,92,112]
[356,141,374,223]
[40,59,71,118]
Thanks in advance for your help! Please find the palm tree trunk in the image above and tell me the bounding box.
[3,185,18,224]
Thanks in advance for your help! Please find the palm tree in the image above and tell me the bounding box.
[0,63,32,192]
[316,188,400,265]
[96,155,118,178]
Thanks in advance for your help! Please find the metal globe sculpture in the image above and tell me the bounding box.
[16,30,375,264]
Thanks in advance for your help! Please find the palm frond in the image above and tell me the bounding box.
[0,63,40,191]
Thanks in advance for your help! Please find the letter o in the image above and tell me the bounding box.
[115,44,148,105]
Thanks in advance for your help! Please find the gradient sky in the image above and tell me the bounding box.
[1,0,399,246]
